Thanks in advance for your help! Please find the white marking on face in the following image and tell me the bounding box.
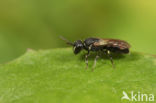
[74,46,76,51]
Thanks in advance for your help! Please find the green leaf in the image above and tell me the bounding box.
[0,48,155,103]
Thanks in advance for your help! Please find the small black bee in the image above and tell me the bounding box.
[60,36,130,70]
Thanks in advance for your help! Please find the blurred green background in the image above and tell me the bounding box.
[0,0,156,63]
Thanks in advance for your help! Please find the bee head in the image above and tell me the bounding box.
[59,36,84,54]
[73,40,84,54]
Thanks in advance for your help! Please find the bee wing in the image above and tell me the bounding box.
[93,39,108,46]
[106,39,131,49]
[93,39,131,49]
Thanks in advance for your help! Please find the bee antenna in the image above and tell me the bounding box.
[59,36,74,46]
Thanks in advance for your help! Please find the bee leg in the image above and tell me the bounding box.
[106,50,115,68]
[85,51,90,69]
[92,53,99,71]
